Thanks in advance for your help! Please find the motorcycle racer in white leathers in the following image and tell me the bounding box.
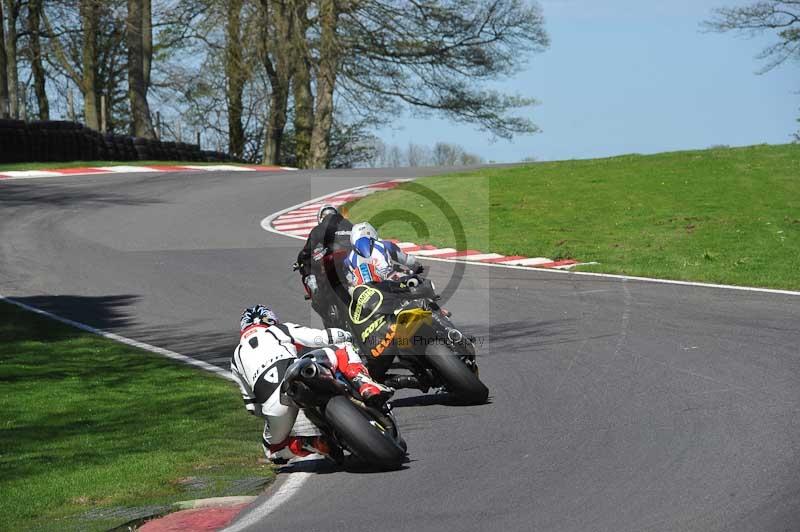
[344,222,423,287]
[230,305,393,462]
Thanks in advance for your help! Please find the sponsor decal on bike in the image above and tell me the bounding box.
[371,323,397,357]
[395,308,432,350]
[349,285,383,324]
[361,315,386,342]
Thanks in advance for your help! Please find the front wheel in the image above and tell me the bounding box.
[324,396,406,470]
[425,343,489,405]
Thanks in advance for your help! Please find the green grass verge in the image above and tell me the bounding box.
[346,143,800,290]
[0,301,270,531]
[0,161,249,172]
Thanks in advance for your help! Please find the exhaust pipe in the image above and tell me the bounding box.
[301,363,318,379]
[447,328,463,344]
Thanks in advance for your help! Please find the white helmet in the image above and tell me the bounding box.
[350,222,379,257]
[317,204,339,223]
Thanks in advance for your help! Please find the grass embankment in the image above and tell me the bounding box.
[347,144,800,290]
[0,301,269,531]
[0,161,245,172]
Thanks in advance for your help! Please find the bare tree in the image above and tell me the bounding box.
[0,0,8,118]
[339,1,549,137]
[258,0,294,164]
[365,137,386,167]
[309,0,340,168]
[291,0,313,168]
[4,0,18,117]
[127,0,156,137]
[225,0,245,157]
[704,1,800,138]
[387,144,403,167]
[459,151,482,165]
[166,0,548,168]
[407,142,431,167]
[44,0,103,129]
[306,0,549,168]
[704,1,800,73]
[79,0,100,129]
[326,116,380,168]
[259,0,292,164]
[433,142,463,166]
[27,0,49,119]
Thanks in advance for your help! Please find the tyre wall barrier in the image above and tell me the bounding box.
[0,120,236,164]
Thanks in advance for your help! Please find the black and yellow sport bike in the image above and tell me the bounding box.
[346,277,489,406]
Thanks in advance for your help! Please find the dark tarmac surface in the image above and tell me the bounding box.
[2,168,798,532]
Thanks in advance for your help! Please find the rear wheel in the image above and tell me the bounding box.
[324,396,406,469]
[425,343,489,405]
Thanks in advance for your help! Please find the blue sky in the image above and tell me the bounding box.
[376,0,799,162]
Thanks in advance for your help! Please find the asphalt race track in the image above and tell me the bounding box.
[2,168,799,532]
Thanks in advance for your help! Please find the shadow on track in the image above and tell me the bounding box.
[390,393,494,409]
[5,295,234,363]
[7,294,140,333]
[0,181,166,208]
[278,456,411,476]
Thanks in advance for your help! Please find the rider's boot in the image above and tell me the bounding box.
[292,435,343,461]
[333,346,393,405]
[349,369,394,406]
[268,436,341,463]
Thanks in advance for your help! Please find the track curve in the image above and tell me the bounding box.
[1,168,799,532]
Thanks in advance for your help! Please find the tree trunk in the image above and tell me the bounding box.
[0,0,8,118]
[309,0,339,169]
[265,78,289,164]
[291,0,313,168]
[80,0,100,129]
[126,0,155,138]
[4,0,18,118]
[225,0,245,158]
[142,0,151,87]
[27,0,48,119]
[260,0,292,165]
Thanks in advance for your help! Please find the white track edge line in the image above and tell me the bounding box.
[0,294,234,380]
[223,470,312,531]
[410,254,800,296]
[0,293,315,526]
[0,165,298,180]
[260,180,800,298]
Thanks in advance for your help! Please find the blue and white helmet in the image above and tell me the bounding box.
[240,305,279,331]
[350,222,379,258]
